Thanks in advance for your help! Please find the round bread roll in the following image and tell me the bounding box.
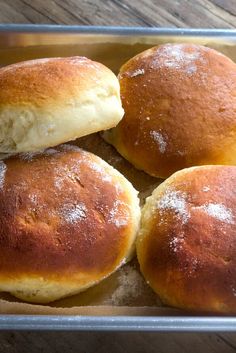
[0,145,140,303]
[103,44,236,178]
[137,165,236,313]
[0,56,124,153]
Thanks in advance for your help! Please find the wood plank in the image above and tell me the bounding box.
[0,0,235,27]
[212,0,236,16]
[0,331,236,353]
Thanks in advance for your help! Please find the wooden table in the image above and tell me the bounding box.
[0,1,236,352]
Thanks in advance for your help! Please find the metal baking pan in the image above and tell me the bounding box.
[0,24,236,331]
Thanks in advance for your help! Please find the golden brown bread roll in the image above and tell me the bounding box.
[0,56,123,153]
[103,44,236,178]
[0,145,140,303]
[136,165,236,313]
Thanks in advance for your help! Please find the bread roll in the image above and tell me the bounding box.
[0,57,124,153]
[137,165,236,313]
[103,44,236,178]
[0,145,140,303]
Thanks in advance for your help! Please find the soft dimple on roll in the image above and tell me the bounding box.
[103,44,236,178]
[136,165,236,313]
[0,145,140,303]
[0,56,124,153]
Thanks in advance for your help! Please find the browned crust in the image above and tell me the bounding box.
[137,165,236,313]
[0,57,114,107]
[111,44,236,178]
[0,145,137,280]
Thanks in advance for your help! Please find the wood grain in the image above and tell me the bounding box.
[0,1,236,352]
[0,0,235,27]
[0,331,236,353]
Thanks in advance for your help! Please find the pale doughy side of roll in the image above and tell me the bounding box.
[0,57,124,153]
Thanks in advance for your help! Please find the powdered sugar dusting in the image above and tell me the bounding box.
[188,258,199,276]
[29,194,38,205]
[200,203,234,224]
[169,234,184,253]
[0,161,6,189]
[202,186,210,192]
[129,68,145,77]
[61,203,87,224]
[157,189,233,226]
[54,175,64,190]
[88,162,104,174]
[88,161,112,183]
[231,286,236,297]
[154,44,206,75]
[108,200,129,227]
[150,131,167,153]
[157,189,189,224]
[54,164,81,190]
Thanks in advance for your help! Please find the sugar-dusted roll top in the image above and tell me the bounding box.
[137,165,236,313]
[104,44,236,178]
[0,145,140,303]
